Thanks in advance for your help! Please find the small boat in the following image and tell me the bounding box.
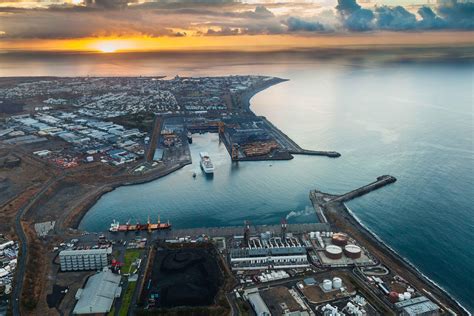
[187,132,193,144]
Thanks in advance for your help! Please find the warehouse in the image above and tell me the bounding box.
[244,288,270,316]
[73,268,122,315]
[229,237,309,270]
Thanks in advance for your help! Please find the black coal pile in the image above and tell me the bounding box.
[143,247,222,308]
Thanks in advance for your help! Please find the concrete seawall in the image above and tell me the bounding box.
[309,175,397,223]
[329,175,396,204]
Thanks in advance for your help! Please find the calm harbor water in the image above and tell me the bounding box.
[2,52,473,311]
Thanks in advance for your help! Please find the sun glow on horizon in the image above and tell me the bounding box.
[1,32,474,54]
[92,39,136,53]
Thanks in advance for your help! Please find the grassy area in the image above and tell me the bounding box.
[118,281,137,316]
[122,249,142,275]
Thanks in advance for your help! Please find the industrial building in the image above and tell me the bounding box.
[59,248,108,272]
[244,288,271,316]
[229,236,309,270]
[309,231,373,267]
[395,296,440,316]
[73,268,122,315]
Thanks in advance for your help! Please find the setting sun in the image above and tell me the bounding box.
[93,40,133,53]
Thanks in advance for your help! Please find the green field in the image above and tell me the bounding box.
[122,249,142,275]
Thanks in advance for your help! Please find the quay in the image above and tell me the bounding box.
[96,222,331,241]
[167,222,330,239]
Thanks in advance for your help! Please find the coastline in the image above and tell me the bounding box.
[65,160,192,230]
[319,196,470,315]
[344,205,471,315]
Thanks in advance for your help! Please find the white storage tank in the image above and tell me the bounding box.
[322,279,332,291]
[344,244,362,259]
[398,293,405,301]
[325,245,343,259]
[403,292,412,300]
[332,277,342,289]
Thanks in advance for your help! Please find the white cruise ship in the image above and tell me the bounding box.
[199,152,214,174]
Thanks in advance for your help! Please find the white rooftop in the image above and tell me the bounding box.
[73,268,122,314]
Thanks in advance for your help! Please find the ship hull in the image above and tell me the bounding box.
[200,163,214,174]
[109,222,171,232]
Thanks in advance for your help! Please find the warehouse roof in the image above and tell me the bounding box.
[394,296,439,316]
[73,268,122,314]
[245,289,270,316]
[230,246,306,258]
[60,248,108,256]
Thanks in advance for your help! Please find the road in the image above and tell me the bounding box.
[11,176,62,316]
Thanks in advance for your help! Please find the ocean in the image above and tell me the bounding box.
[1,52,473,311]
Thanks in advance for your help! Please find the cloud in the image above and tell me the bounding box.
[417,6,447,29]
[254,5,274,18]
[336,0,373,32]
[437,2,474,29]
[0,0,473,40]
[335,0,473,32]
[375,6,417,30]
[336,0,361,16]
[207,27,239,35]
[285,17,325,32]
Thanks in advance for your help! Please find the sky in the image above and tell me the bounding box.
[0,0,473,52]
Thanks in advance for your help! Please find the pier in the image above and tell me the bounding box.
[261,117,341,158]
[329,175,397,204]
[309,175,397,222]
